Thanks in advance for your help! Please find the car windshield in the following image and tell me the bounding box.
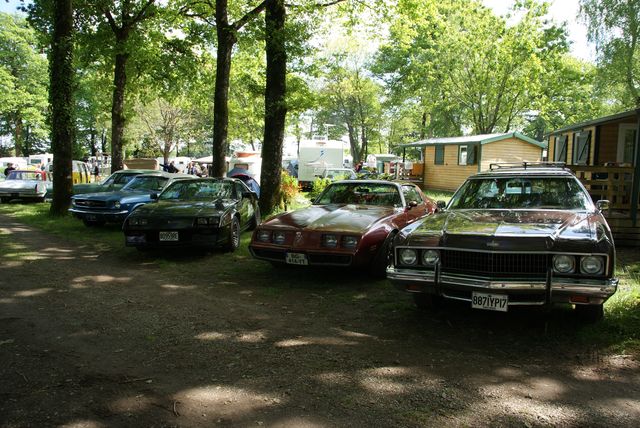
[7,171,42,180]
[102,173,139,186]
[315,182,402,207]
[448,176,592,210]
[122,176,168,192]
[159,180,233,201]
[324,169,355,179]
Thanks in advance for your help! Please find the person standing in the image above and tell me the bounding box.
[4,163,15,177]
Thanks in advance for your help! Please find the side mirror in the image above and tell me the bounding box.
[436,200,447,211]
[406,200,418,210]
[596,200,609,212]
[150,193,159,200]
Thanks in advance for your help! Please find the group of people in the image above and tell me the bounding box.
[161,161,210,177]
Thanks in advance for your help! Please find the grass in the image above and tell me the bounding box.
[424,189,454,204]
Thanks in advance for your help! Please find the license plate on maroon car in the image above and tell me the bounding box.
[286,253,308,265]
[471,292,508,312]
[159,231,179,241]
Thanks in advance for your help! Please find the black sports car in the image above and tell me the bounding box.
[122,178,260,252]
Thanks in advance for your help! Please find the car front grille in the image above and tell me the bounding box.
[75,199,107,208]
[441,250,548,277]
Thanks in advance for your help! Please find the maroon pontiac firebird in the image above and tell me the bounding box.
[249,180,436,277]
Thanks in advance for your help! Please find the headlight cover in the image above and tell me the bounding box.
[421,249,440,265]
[553,254,575,274]
[580,256,604,275]
[257,230,271,242]
[399,249,418,266]
[342,236,359,248]
[273,231,286,244]
[322,234,338,248]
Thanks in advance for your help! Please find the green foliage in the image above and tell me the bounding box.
[279,171,300,209]
[308,176,331,201]
[0,13,49,156]
[580,0,640,107]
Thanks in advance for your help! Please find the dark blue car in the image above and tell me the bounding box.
[69,172,190,226]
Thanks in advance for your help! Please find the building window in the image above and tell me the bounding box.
[435,146,444,165]
[553,135,568,163]
[459,146,468,165]
[572,131,591,165]
[617,124,637,165]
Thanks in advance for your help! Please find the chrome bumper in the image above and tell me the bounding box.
[387,267,619,306]
[69,208,129,217]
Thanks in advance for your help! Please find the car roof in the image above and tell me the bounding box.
[134,172,191,179]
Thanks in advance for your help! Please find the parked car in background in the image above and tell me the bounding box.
[387,164,618,321]
[0,170,51,203]
[72,169,155,195]
[321,167,357,181]
[249,180,436,277]
[123,178,260,252]
[69,172,189,226]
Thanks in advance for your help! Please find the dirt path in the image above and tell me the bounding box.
[1,215,639,427]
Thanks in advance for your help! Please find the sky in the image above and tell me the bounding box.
[0,0,595,62]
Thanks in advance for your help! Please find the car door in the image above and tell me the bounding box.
[402,184,431,224]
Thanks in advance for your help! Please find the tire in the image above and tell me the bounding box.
[224,217,241,252]
[575,304,604,323]
[248,207,261,231]
[413,293,443,310]
[82,219,106,227]
[370,231,397,278]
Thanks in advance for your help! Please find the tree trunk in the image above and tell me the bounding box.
[259,0,287,215]
[110,37,129,173]
[49,0,75,216]
[420,111,427,140]
[13,115,23,156]
[347,122,360,164]
[101,129,107,153]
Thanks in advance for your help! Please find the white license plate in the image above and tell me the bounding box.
[471,292,508,312]
[159,231,179,241]
[286,253,308,265]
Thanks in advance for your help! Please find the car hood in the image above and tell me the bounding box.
[130,200,231,217]
[264,204,398,234]
[73,183,104,194]
[73,190,147,203]
[402,209,612,252]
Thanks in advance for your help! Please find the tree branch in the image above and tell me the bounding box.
[104,10,119,33]
[130,0,156,26]
[233,1,268,32]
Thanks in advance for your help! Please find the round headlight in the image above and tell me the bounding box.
[553,254,575,274]
[399,249,418,266]
[273,231,286,244]
[580,256,604,275]
[342,236,358,248]
[422,249,440,265]
[257,230,271,242]
[114,201,121,209]
[322,234,338,248]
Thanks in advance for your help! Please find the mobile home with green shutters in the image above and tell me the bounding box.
[547,109,640,246]
[400,133,545,192]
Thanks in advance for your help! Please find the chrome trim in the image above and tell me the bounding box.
[69,208,129,215]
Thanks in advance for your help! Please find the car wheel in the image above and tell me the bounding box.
[224,217,241,252]
[413,293,443,310]
[83,219,106,227]
[248,207,261,231]
[575,304,604,323]
[371,231,396,278]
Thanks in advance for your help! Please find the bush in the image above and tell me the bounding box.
[309,177,331,201]
[279,171,299,210]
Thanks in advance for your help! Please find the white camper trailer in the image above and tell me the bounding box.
[298,140,345,188]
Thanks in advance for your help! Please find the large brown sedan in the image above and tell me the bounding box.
[387,165,618,321]
[249,180,436,277]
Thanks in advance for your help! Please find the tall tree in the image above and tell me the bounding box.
[260,0,287,214]
[0,13,49,156]
[581,0,640,107]
[49,0,75,216]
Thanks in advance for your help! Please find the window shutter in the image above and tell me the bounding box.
[554,135,567,162]
[467,145,477,164]
[573,131,591,165]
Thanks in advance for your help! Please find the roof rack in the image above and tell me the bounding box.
[488,162,569,171]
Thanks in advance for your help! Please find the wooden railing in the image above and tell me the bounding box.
[569,165,635,210]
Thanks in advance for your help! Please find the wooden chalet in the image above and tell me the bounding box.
[401,132,545,192]
[547,109,640,246]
